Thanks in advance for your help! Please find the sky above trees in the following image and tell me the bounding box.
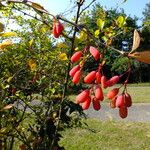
[31,0,149,21]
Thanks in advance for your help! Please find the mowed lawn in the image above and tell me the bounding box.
[59,119,150,150]
[69,83,150,103]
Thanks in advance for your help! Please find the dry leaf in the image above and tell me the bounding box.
[3,104,14,110]
[130,30,140,53]
[0,40,12,49]
[128,51,150,64]
[0,32,17,37]
[27,1,48,13]
[28,59,37,71]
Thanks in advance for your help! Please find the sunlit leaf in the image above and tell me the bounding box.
[79,28,87,41]
[57,42,68,49]
[130,30,140,53]
[96,19,105,30]
[94,29,100,38]
[28,59,37,71]
[0,22,5,32]
[116,16,126,28]
[128,51,150,64]
[27,1,48,13]
[0,40,12,49]
[7,76,13,83]
[59,53,68,61]
[0,32,17,37]
[29,39,34,47]
[102,36,108,42]
[3,104,14,110]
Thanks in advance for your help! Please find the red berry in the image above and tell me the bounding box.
[107,76,120,87]
[53,21,64,38]
[101,75,108,89]
[116,94,125,108]
[95,85,104,101]
[69,65,80,77]
[84,71,96,84]
[82,97,91,110]
[55,21,64,35]
[92,99,101,111]
[76,89,90,103]
[72,70,81,84]
[125,93,132,107]
[89,46,100,60]
[71,51,82,63]
[53,25,59,38]
[119,107,128,119]
[95,71,101,84]
[107,88,119,100]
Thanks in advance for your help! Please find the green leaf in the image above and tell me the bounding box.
[96,19,105,30]
[116,16,126,28]
[102,36,108,42]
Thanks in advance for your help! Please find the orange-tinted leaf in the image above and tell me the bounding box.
[128,51,150,64]
[3,104,14,110]
[131,30,140,53]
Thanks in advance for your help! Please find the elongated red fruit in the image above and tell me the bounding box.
[76,89,90,103]
[71,51,82,63]
[119,107,128,118]
[95,71,101,84]
[116,94,125,108]
[124,93,132,107]
[69,65,80,77]
[84,71,96,84]
[107,76,120,87]
[55,21,64,35]
[101,75,108,89]
[92,99,101,111]
[82,97,91,110]
[53,25,59,38]
[95,85,104,101]
[53,21,64,38]
[89,46,100,60]
[107,88,119,100]
[72,70,81,84]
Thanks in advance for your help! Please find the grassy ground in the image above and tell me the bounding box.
[69,83,150,103]
[59,119,150,150]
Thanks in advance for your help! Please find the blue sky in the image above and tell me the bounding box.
[31,0,149,21]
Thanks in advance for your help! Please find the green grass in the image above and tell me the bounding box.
[69,83,150,103]
[59,119,150,150]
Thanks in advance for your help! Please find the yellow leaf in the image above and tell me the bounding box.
[7,76,13,83]
[96,19,105,30]
[59,53,68,61]
[0,40,12,49]
[29,39,34,47]
[28,59,37,71]
[128,51,150,64]
[130,30,140,53]
[94,29,100,38]
[3,104,14,110]
[0,22,5,32]
[0,32,17,37]
[57,43,68,49]
[116,16,126,28]
[79,28,87,41]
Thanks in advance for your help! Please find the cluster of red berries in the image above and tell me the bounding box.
[69,46,132,119]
